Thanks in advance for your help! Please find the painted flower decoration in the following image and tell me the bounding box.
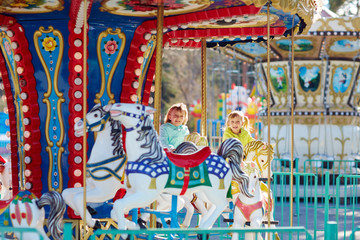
[42,37,57,52]
[4,41,11,56]
[104,39,119,55]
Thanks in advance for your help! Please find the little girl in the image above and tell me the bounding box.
[222,110,254,147]
[159,103,190,150]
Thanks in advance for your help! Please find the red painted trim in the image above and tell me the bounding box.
[121,5,288,105]
[67,18,89,219]
[0,15,42,197]
[0,49,19,195]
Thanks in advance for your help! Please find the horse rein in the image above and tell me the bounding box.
[86,112,110,132]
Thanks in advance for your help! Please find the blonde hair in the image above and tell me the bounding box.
[225,110,252,132]
[164,103,188,125]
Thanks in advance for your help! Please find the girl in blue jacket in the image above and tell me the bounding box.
[159,103,190,150]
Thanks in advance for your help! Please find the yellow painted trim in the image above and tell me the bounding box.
[137,35,156,102]
[95,28,126,104]
[33,26,65,191]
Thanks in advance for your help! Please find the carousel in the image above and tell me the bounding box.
[223,15,360,172]
[0,0,320,239]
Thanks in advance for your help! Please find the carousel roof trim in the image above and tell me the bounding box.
[243,0,322,34]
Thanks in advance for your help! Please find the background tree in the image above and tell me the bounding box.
[329,0,360,16]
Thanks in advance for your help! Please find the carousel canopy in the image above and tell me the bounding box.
[0,0,321,47]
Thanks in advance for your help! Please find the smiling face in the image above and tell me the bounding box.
[228,115,242,134]
[168,109,185,127]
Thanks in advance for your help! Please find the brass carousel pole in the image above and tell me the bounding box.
[266,1,272,234]
[200,38,207,136]
[290,15,296,227]
[82,0,88,236]
[151,0,164,229]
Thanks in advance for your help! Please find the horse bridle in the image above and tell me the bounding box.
[86,112,110,132]
[251,148,272,182]
[116,105,147,132]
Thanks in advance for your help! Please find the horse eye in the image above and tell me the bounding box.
[94,114,98,118]
[254,176,256,178]
[137,106,140,110]
[261,160,264,162]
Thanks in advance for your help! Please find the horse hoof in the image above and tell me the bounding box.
[137,218,148,229]
[93,220,103,230]
[166,219,171,225]
[87,205,97,216]
[156,222,163,228]
[197,234,209,240]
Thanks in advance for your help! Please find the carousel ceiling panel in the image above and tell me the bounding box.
[325,36,360,60]
[232,42,278,60]
[0,0,64,14]
[270,36,322,59]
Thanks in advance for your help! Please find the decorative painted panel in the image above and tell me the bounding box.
[0,0,63,14]
[95,28,126,105]
[328,61,359,111]
[34,27,65,192]
[326,36,360,59]
[294,61,324,110]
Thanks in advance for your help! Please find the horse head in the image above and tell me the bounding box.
[243,140,274,179]
[74,103,112,136]
[110,103,155,131]
[240,161,261,195]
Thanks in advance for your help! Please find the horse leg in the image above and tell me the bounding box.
[180,195,194,228]
[249,211,263,240]
[232,208,245,240]
[112,190,161,239]
[198,198,227,229]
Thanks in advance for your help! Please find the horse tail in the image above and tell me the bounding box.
[36,191,66,240]
[217,138,253,198]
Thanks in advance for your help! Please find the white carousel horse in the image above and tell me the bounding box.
[243,140,279,240]
[138,142,209,229]
[62,103,128,229]
[232,161,263,240]
[0,190,65,240]
[109,103,251,239]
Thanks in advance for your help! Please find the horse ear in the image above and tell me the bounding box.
[271,143,276,148]
[103,104,112,112]
[240,162,245,168]
[145,106,156,115]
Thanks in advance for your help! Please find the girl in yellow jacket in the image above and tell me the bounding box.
[222,110,254,147]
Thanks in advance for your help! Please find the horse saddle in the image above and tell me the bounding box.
[164,146,211,168]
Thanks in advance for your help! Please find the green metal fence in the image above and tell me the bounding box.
[0,227,44,240]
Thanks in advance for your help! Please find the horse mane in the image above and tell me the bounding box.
[243,140,274,160]
[217,138,253,198]
[110,118,124,156]
[90,104,124,156]
[136,116,165,164]
[174,141,199,154]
